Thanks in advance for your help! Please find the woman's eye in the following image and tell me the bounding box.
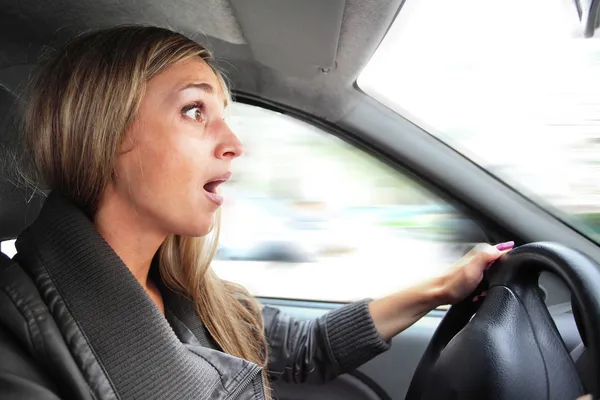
[183,104,206,122]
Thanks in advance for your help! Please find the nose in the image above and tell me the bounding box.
[214,121,243,160]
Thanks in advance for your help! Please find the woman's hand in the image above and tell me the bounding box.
[439,241,514,304]
[369,241,514,341]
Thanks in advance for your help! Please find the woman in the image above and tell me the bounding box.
[0,26,512,399]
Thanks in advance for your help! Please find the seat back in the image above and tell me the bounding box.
[0,85,45,241]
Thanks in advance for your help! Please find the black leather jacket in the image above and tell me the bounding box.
[0,193,390,399]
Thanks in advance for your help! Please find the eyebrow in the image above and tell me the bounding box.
[178,82,214,94]
[177,82,227,107]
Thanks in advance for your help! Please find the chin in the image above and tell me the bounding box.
[162,206,217,238]
[181,215,216,238]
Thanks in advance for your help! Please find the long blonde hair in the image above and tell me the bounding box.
[23,25,270,395]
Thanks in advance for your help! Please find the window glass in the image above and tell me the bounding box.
[358,0,600,242]
[213,103,484,302]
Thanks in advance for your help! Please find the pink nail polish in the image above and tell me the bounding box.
[496,241,514,251]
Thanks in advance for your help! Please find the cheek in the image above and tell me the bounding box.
[169,134,214,183]
[128,134,214,197]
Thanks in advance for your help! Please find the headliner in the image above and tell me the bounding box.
[0,0,403,122]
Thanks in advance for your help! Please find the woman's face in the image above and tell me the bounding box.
[112,57,242,237]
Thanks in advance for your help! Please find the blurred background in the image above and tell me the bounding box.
[214,103,487,302]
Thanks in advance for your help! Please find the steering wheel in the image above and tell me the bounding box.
[405,242,600,400]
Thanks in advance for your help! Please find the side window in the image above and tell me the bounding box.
[214,103,485,302]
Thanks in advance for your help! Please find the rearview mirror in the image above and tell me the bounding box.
[573,0,600,37]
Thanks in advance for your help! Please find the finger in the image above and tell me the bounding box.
[477,244,502,263]
[575,395,592,400]
[468,243,496,258]
[483,241,515,259]
[483,241,515,269]
[496,241,515,251]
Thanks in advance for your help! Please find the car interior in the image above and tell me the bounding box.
[1,0,600,399]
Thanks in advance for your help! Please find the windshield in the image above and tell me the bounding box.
[358,0,600,241]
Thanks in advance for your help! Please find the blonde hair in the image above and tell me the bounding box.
[24,25,270,396]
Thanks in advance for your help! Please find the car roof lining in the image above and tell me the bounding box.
[0,0,403,121]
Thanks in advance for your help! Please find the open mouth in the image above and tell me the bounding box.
[203,180,223,194]
[203,172,231,206]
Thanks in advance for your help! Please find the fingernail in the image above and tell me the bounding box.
[496,241,514,251]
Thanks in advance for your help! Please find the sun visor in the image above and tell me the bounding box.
[230,0,345,78]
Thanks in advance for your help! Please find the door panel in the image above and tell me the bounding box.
[261,297,581,400]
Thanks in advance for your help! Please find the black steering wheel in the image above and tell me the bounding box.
[405,242,600,400]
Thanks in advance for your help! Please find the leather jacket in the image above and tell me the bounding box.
[0,193,390,399]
